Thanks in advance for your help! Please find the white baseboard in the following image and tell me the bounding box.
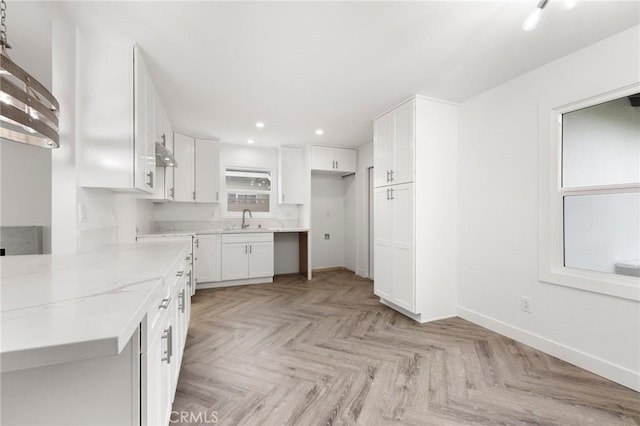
[458,306,640,392]
[196,277,273,290]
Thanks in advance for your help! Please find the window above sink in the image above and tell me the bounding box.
[224,168,272,214]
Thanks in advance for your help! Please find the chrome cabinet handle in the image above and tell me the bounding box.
[161,326,172,364]
[336,160,339,169]
[250,245,252,254]
[390,188,394,200]
[195,238,199,248]
[169,187,175,199]
[245,245,248,254]
[159,297,171,310]
[390,170,394,182]
[386,188,390,200]
[146,171,154,187]
[176,270,184,277]
[185,255,191,261]
[179,289,185,313]
[187,270,192,288]
[386,170,390,182]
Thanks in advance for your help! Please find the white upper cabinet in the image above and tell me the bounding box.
[311,146,357,174]
[278,146,304,204]
[79,34,157,193]
[172,133,220,203]
[195,139,220,203]
[373,99,414,188]
[173,132,195,202]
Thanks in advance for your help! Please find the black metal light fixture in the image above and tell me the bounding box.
[0,0,60,148]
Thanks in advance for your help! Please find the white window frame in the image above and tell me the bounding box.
[222,166,275,218]
[538,83,640,301]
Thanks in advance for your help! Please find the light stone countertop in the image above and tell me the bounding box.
[0,241,189,373]
[138,227,309,238]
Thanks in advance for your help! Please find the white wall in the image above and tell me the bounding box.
[457,26,640,390]
[0,142,52,252]
[311,174,345,269]
[355,143,373,277]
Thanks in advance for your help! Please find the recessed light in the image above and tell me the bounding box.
[315,129,324,135]
[255,122,265,128]
[247,139,255,144]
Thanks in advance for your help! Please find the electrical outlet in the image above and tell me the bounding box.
[521,296,532,313]
[324,233,330,240]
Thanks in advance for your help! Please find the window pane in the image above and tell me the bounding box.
[562,95,640,187]
[227,193,270,212]
[564,192,640,276]
[225,169,271,191]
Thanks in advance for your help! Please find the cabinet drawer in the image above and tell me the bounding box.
[221,232,274,244]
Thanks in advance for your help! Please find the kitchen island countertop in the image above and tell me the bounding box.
[0,240,189,373]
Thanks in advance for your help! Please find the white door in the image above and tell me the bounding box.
[311,146,335,171]
[279,147,304,204]
[373,111,393,187]
[195,235,221,283]
[333,148,357,173]
[221,243,249,280]
[173,132,195,202]
[373,186,393,300]
[248,241,274,278]
[369,167,375,279]
[390,183,416,313]
[195,139,219,203]
[392,100,414,185]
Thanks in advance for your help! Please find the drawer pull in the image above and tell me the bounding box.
[159,297,171,310]
[161,326,172,364]
[176,271,184,277]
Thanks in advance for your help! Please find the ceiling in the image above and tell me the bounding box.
[7,1,640,148]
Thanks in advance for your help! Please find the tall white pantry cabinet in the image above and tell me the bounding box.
[373,96,458,323]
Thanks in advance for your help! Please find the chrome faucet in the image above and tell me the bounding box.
[242,209,252,229]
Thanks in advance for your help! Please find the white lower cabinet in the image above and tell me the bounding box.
[195,234,221,284]
[141,245,192,425]
[221,233,274,281]
[374,183,415,312]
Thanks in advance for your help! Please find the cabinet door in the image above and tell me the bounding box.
[390,183,415,312]
[221,243,249,280]
[373,187,393,300]
[164,125,174,200]
[195,235,221,283]
[194,139,220,203]
[334,148,357,173]
[279,146,304,204]
[248,241,274,278]
[392,100,414,185]
[311,146,335,171]
[144,78,157,192]
[374,111,394,187]
[133,49,150,192]
[143,314,171,426]
[173,132,195,202]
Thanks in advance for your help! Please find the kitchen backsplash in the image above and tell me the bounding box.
[151,218,300,233]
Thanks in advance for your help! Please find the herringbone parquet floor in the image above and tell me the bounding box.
[172,269,640,426]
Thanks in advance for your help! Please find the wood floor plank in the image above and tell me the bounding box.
[172,269,640,425]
